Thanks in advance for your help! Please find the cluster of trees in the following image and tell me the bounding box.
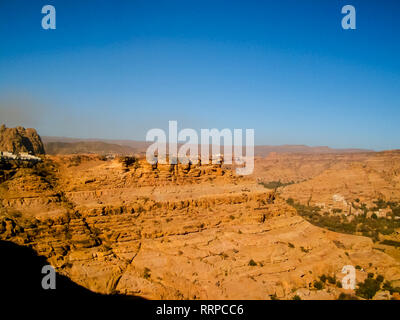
[313,273,342,291]
[259,180,295,189]
[352,198,400,218]
[286,199,400,242]
[315,271,400,300]
[355,273,384,299]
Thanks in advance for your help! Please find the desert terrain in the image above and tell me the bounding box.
[1,125,400,300]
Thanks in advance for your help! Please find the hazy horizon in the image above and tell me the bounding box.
[39,131,376,152]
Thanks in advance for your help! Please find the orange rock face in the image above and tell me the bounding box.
[254,151,400,206]
[0,124,45,155]
[1,153,400,300]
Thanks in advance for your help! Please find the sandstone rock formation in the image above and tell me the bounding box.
[254,151,400,208]
[0,124,45,155]
[1,154,399,300]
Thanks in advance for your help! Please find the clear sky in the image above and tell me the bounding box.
[0,0,399,150]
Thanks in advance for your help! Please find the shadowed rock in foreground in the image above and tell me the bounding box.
[0,240,144,303]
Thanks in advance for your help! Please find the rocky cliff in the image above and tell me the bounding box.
[1,154,399,299]
[0,124,45,155]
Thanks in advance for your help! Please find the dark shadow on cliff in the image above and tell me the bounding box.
[0,240,146,304]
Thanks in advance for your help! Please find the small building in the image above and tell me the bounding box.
[377,208,392,218]
[0,150,41,162]
[0,151,17,159]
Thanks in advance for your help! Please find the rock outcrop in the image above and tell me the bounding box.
[0,124,45,155]
[254,151,400,208]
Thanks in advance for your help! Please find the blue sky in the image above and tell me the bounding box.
[0,0,399,150]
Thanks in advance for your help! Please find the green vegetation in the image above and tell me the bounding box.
[286,199,400,241]
[372,199,387,210]
[355,274,383,299]
[320,274,337,285]
[313,281,324,290]
[143,267,151,279]
[376,275,384,283]
[382,281,400,295]
[219,252,229,259]
[380,239,400,247]
[286,198,295,206]
[136,206,144,213]
[292,295,301,300]
[300,246,309,253]
[248,259,257,266]
[338,293,358,300]
[259,180,294,189]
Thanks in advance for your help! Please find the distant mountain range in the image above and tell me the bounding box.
[253,145,372,157]
[42,136,149,155]
[42,136,373,156]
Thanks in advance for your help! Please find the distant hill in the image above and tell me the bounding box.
[0,124,45,155]
[254,145,372,157]
[42,136,373,156]
[42,136,150,149]
[44,141,137,155]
